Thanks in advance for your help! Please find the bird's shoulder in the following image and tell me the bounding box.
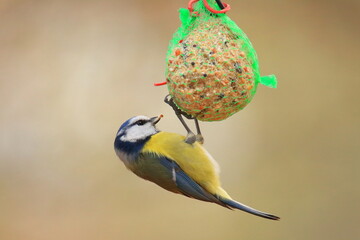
[142,132,203,160]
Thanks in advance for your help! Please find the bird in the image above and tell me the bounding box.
[114,115,280,220]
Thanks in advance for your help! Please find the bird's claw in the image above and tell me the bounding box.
[164,95,194,120]
[196,134,204,144]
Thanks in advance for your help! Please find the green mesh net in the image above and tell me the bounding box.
[165,0,277,121]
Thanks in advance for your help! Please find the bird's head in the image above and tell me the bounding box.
[115,115,163,143]
[114,115,163,165]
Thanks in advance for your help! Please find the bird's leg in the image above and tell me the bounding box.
[164,95,196,144]
[175,112,196,144]
[194,118,204,144]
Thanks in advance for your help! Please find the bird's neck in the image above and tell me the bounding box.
[114,135,151,158]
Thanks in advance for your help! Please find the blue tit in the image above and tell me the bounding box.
[114,115,280,220]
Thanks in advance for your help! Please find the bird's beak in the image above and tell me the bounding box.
[150,114,163,125]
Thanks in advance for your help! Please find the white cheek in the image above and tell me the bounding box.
[120,124,157,142]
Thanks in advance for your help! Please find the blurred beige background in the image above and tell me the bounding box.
[1,0,359,239]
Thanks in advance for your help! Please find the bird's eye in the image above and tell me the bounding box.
[135,120,147,126]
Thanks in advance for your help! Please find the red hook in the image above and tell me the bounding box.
[188,0,200,16]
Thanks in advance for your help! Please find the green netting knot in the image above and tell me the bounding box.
[260,75,278,88]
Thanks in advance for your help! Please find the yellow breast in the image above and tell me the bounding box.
[142,132,221,194]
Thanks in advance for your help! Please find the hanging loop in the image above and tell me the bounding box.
[188,0,230,15]
[203,0,230,14]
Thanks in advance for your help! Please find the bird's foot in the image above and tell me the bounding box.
[185,132,196,144]
[196,134,204,144]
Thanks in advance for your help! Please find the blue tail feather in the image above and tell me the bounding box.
[218,196,280,220]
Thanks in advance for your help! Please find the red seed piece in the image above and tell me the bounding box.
[221,80,229,85]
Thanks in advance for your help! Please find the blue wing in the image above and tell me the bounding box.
[158,156,228,206]
[134,152,227,207]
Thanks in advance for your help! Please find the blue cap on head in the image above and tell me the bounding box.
[119,118,132,130]
[116,118,133,137]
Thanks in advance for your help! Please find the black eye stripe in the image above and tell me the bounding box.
[134,120,147,126]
